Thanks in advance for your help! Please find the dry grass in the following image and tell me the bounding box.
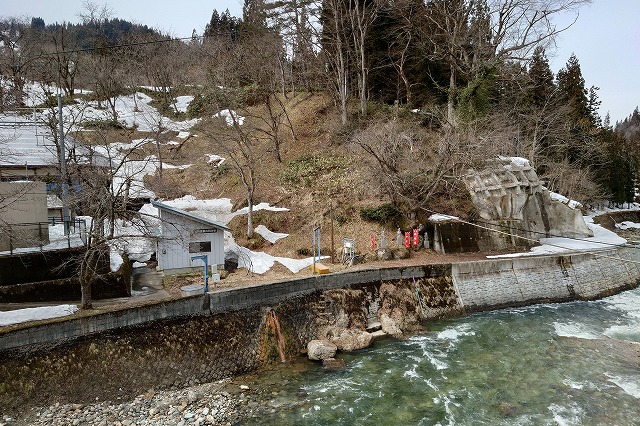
[135,92,429,262]
[76,91,477,264]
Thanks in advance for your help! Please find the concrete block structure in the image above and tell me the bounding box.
[0,181,49,251]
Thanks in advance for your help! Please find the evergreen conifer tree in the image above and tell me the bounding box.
[527,46,555,109]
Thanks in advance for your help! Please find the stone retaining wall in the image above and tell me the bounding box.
[453,249,640,312]
[1,248,639,415]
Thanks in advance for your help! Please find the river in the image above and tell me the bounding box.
[249,287,640,425]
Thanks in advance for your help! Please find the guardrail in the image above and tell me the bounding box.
[1,218,87,255]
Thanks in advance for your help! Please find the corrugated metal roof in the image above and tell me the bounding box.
[152,200,231,231]
[1,114,68,167]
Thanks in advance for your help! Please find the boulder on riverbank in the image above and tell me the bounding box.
[307,340,337,360]
[332,329,373,352]
[322,358,347,370]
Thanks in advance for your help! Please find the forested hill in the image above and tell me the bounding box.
[34,17,160,47]
[1,0,639,217]
[2,16,163,49]
[616,108,640,146]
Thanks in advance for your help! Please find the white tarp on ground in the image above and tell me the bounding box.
[229,243,325,274]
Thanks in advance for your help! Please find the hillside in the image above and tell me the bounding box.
[143,92,403,261]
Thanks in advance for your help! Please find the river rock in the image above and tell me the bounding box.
[332,329,373,352]
[322,358,347,370]
[307,340,337,360]
[380,313,403,337]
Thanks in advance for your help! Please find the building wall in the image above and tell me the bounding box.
[0,165,58,181]
[0,181,49,251]
[156,209,224,273]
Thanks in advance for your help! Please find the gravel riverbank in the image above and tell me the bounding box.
[4,377,290,426]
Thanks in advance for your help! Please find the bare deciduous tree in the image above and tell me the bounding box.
[423,0,590,125]
[348,0,379,116]
[66,127,158,309]
[352,114,501,215]
[204,112,262,239]
[321,0,351,124]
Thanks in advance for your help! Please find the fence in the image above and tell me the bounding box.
[1,218,87,255]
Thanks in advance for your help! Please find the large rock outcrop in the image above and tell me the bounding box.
[429,156,594,254]
[463,156,592,239]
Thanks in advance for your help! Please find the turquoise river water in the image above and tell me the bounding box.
[251,287,640,425]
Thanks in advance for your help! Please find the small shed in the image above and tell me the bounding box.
[152,200,230,275]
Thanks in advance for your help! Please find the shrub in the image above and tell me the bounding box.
[296,247,312,256]
[280,155,348,188]
[359,203,400,225]
[210,164,230,182]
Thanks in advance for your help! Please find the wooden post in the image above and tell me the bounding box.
[330,202,335,264]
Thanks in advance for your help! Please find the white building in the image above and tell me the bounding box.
[152,200,230,275]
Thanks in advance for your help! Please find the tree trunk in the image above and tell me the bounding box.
[360,48,367,116]
[447,66,456,126]
[81,277,93,309]
[331,0,349,125]
[80,249,96,310]
[246,195,254,239]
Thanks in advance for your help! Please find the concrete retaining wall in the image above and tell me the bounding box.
[2,249,640,352]
[1,247,640,414]
[452,248,640,312]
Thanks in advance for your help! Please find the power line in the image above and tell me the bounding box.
[468,215,632,249]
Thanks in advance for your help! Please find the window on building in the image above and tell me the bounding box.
[189,241,211,253]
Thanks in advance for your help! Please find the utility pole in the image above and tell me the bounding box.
[329,201,335,264]
[57,93,71,235]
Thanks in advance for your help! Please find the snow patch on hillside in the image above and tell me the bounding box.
[214,109,244,126]
[255,225,288,243]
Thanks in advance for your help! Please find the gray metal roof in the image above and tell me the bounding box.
[47,194,64,209]
[152,200,231,231]
[0,113,76,167]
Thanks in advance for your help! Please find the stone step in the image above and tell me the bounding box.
[370,330,387,339]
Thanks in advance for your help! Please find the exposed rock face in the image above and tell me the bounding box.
[523,189,592,239]
[332,329,373,352]
[320,289,369,331]
[463,157,593,240]
[307,340,337,360]
[380,313,403,337]
[377,282,422,334]
[311,277,461,349]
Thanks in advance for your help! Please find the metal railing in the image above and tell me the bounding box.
[1,218,87,255]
